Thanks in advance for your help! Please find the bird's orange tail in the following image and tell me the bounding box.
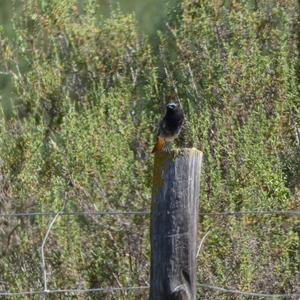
[152,137,166,153]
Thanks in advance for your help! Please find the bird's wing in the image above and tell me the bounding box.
[156,118,167,137]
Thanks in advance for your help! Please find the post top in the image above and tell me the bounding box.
[175,147,203,156]
[152,148,203,195]
[154,147,203,160]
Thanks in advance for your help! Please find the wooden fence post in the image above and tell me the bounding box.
[150,148,203,300]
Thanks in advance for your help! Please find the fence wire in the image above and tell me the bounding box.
[0,210,299,218]
[0,286,149,297]
[1,285,299,298]
[198,284,300,299]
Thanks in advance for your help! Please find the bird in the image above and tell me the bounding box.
[152,103,184,153]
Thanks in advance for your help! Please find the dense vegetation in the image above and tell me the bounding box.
[0,0,299,299]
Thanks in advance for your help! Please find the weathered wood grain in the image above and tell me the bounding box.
[150,148,203,300]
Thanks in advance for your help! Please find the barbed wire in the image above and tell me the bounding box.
[0,210,299,218]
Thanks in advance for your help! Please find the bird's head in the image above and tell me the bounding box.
[166,103,177,111]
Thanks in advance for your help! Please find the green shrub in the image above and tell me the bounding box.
[0,1,299,299]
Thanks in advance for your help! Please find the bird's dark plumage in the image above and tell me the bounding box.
[152,103,184,153]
